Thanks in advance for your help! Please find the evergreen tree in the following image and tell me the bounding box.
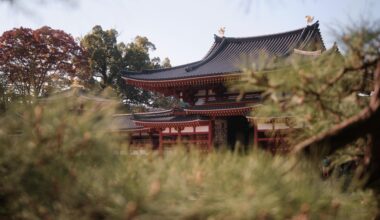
[81,26,175,108]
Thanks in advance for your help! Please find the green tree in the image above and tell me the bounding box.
[161,57,172,68]
[81,26,173,107]
[80,25,122,89]
[118,36,157,106]
[148,58,179,108]
[122,35,156,71]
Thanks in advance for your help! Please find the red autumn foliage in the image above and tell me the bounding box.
[0,26,89,97]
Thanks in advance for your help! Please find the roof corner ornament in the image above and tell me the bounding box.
[305,15,314,26]
[218,27,226,37]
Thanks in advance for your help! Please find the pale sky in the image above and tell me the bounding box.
[1,0,380,66]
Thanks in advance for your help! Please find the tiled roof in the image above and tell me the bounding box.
[129,104,260,122]
[185,103,252,111]
[111,110,174,131]
[132,110,175,121]
[122,22,325,81]
[133,114,208,123]
[132,113,210,128]
[110,114,144,131]
[183,103,259,117]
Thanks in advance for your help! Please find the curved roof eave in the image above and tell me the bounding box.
[122,71,241,83]
[122,21,324,82]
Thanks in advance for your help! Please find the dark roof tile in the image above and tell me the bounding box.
[133,114,208,123]
[111,114,143,131]
[122,22,325,81]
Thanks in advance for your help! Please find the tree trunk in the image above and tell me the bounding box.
[292,107,377,155]
[367,131,380,188]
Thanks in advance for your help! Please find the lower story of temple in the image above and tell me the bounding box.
[112,109,299,154]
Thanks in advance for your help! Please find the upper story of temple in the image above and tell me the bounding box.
[122,21,325,107]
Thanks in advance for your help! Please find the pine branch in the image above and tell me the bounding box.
[320,59,378,94]
[292,60,380,154]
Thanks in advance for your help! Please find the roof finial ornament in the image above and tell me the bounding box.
[218,27,226,37]
[305,15,314,25]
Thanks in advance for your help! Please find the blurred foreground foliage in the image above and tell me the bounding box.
[0,95,377,219]
[229,22,380,217]
[232,23,380,188]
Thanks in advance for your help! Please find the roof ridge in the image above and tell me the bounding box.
[122,35,226,76]
[314,21,326,51]
[215,21,319,43]
[295,21,326,52]
[201,37,222,59]
[185,37,229,72]
[185,22,320,73]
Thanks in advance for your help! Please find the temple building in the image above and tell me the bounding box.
[119,22,326,153]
